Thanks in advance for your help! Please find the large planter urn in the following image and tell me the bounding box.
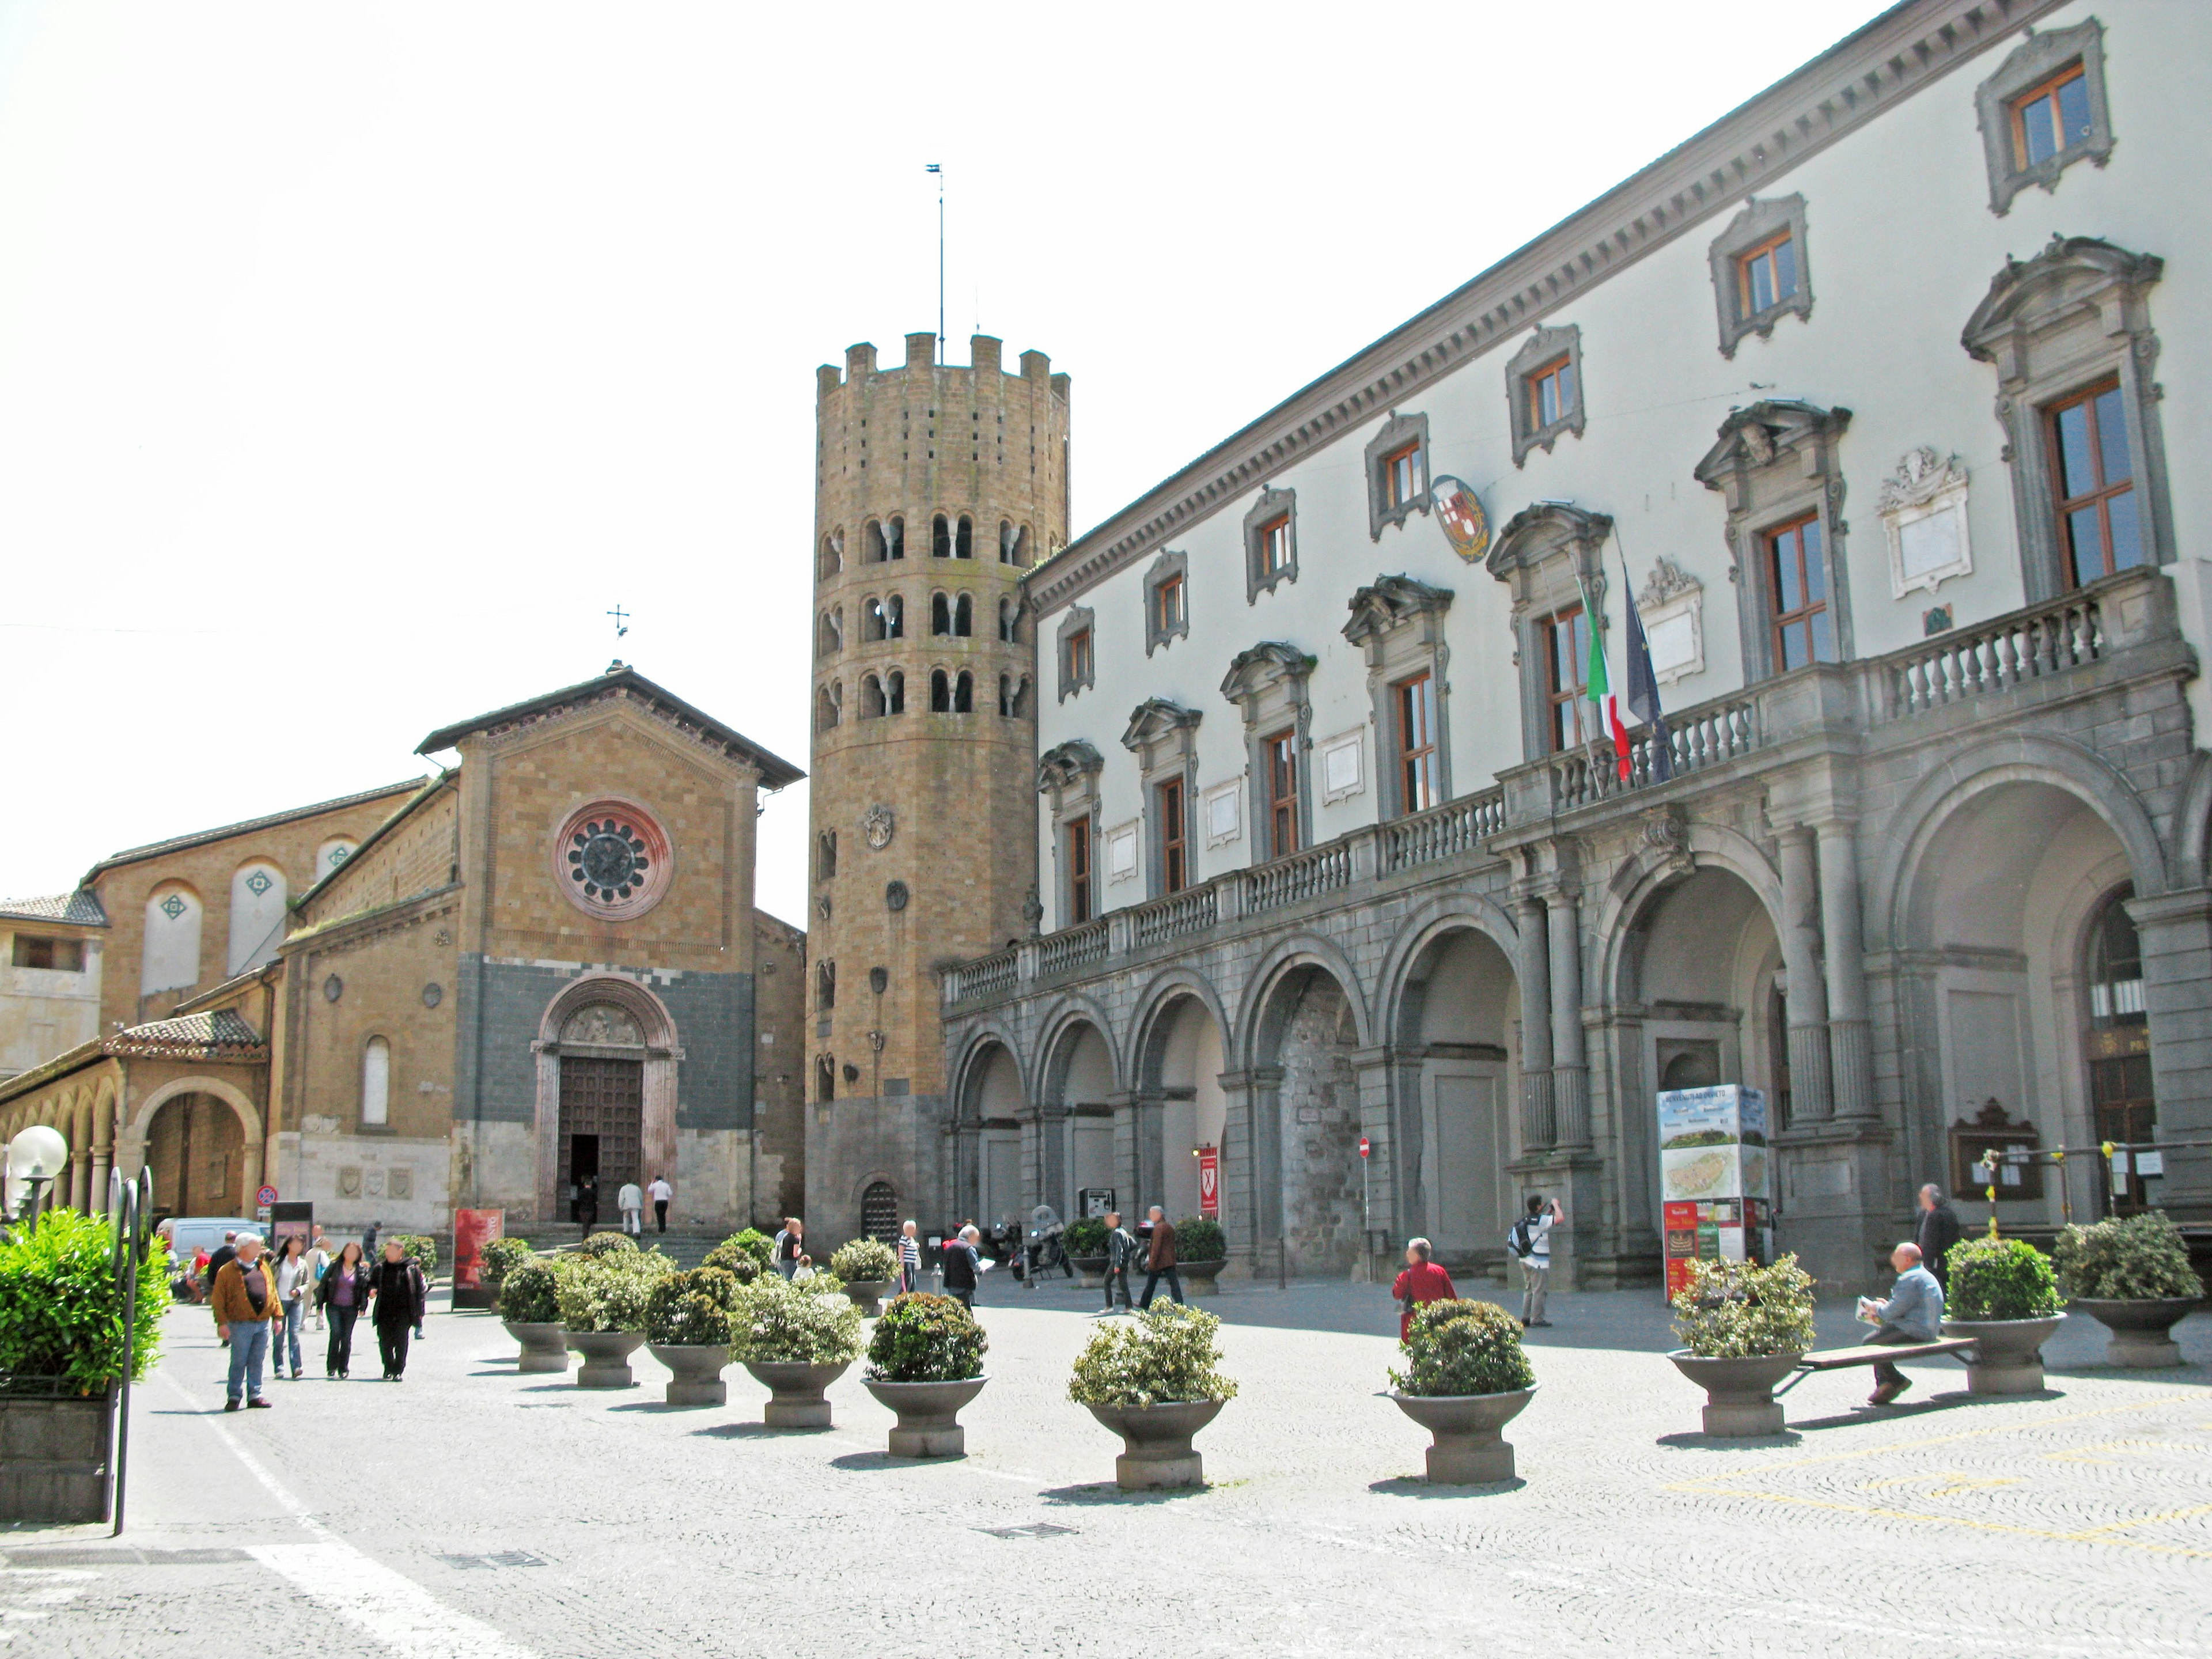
[842,1280,892,1319]
[743,1359,853,1428]
[648,1343,733,1407]
[504,1320,572,1375]
[863,1376,989,1456]
[1389,1387,1536,1484]
[566,1328,646,1389]
[1668,1351,1802,1437]
[1942,1314,2065,1395]
[1180,1260,1228,1301]
[1069,1256,1108,1291]
[1082,1398,1225,1490]
[2066,1298,2195,1368]
[0,1389,115,1524]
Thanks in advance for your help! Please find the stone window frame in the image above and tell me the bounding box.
[1055,604,1096,703]
[1691,400,1855,684]
[1485,503,1614,763]
[1960,235,2172,604]
[1122,698,1205,899]
[1142,550,1190,657]
[1975,19,2114,218]
[1036,741,1104,931]
[1342,574,1455,818]
[1219,643,1315,862]
[1363,410,1431,541]
[1707,195,1814,359]
[1243,486,1298,604]
[1506,324,1585,467]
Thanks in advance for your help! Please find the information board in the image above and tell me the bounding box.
[1657,1085,1772,1296]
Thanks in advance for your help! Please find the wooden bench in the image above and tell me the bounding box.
[1775,1336,1978,1395]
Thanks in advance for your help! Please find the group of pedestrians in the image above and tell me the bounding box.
[1096,1206,1184,1315]
[207,1229,429,1408]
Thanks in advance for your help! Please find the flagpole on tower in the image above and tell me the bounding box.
[926,163,944,353]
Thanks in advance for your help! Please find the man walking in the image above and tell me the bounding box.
[1859,1241,1945,1406]
[648,1173,673,1235]
[1509,1195,1562,1327]
[210,1233,281,1411]
[1139,1206,1183,1309]
[1915,1183,1963,1288]
[941,1224,983,1310]
[618,1179,645,1238]
[204,1231,240,1340]
[1099,1211,1139,1315]
[1391,1237,1457,1339]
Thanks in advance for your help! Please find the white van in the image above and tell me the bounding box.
[159,1216,262,1266]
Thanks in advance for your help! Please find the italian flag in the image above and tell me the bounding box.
[1579,578,1633,781]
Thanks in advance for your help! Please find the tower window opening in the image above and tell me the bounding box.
[953,593,973,637]
[954,670,974,714]
[816,1055,836,1104]
[820,531,843,578]
[884,669,904,714]
[817,960,836,1012]
[817,831,837,881]
[816,682,842,732]
[999,597,1020,643]
[956,515,974,559]
[931,593,953,636]
[931,669,951,712]
[862,597,887,642]
[999,519,1016,564]
[861,674,886,718]
[887,516,904,560]
[864,519,887,563]
[933,514,952,558]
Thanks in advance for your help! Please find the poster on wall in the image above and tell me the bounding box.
[1198,1146,1219,1219]
[452,1208,504,1291]
[1657,1085,1772,1297]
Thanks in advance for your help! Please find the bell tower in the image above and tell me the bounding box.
[805,330,1069,1240]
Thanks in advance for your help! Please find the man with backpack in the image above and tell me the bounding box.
[1507,1195,1562,1327]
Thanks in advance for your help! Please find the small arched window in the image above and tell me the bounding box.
[930,669,951,712]
[816,1054,836,1104]
[953,593,973,637]
[955,515,974,559]
[884,670,906,714]
[817,960,836,1012]
[820,532,843,579]
[931,593,952,636]
[863,519,887,564]
[361,1036,391,1127]
[999,597,1021,643]
[862,598,887,642]
[999,675,1030,718]
[998,673,1013,717]
[932,513,952,558]
[817,608,843,657]
[887,515,904,560]
[998,519,1016,564]
[1012,524,1033,566]
[816,683,842,732]
[860,675,886,718]
[884,594,904,638]
[817,831,837,880]
[954,670,974,714]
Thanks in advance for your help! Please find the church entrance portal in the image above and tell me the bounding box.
[559,1056,642,1216]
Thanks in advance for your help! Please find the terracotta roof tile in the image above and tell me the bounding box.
[0,891,108,927]
[103,1009,267,1060]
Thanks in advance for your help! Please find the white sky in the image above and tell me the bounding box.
[0,0,1889,927]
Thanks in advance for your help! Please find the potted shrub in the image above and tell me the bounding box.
[1063,1217,1109,1288]
[0,1212,168,1523]
[557,1250,675,1388]
[498,1260,573,1374]
[2053,1211,2201,1368]
[645,1267,743,1406]
[576,1230,638,1260]
[729,1273,864,1427]
[1067,1302,1238,1489]
[829,1238,899,1316]
[700,1234,766,1285]
[862,1293,990,1456]
[1667,1255,1815,1437]
[1941,1235,2066,1394]
[479,1237,536,1293]
[1387,1299,1537,1484]
[1173,1216,1229,1297]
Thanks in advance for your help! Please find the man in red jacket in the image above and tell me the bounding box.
[1391,1237,1457,1339]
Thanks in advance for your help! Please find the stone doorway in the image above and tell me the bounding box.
[558,1056,642,1215]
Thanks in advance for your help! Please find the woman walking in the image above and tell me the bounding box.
[273,1236,312,1380]
[319,1241,368,1379]
[369,1240,428,1381]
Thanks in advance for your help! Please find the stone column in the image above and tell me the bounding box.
[1109,1090,1139,1218]
[1217,1070,1257,1275]
[1033,1103,1069,1215]
[1133,1092,1166,1218]
[1817,819,1874,1120]
[69,1150,90,1213]
[1516,896,1555,1150]
[1778,827,1835,1122]
[2127,888,2212,1206]
[1548,890,1591,1148]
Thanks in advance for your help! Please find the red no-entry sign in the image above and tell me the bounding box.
[1358,1136,1371,1160]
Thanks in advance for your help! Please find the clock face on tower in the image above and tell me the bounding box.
[553,798,673,920]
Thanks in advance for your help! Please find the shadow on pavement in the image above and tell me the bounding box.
[1366,1475,1527,1498]
[690,1421,825,1439]
[1784,1389,2036,1431]
[1655,1430,1805,1451]
[1036,1482,1210,1506]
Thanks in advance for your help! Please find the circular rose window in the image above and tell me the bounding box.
[553,800,673,920]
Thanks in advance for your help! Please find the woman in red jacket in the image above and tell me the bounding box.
[1391,1238,1456,1339]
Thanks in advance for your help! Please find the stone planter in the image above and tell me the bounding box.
[566,1328,646,1389]
[1942,1314,2065,1395]
[648,1342,732,1407]
[1070,1255,1108,1290]
[1180,1259,1228,1300]
[1082,1398,1226,1490]
[1667,1351,1802,1437]
[842,1279,892,1318]
[1389,1386,1537,1484]
[2066,1298,2195,1369]
[504,1320,572,1375]
[0,1389,113,1524]
[742,1359,853,1428]
[863,1375,989,1456]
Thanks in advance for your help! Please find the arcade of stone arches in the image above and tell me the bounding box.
[1,1070,267,1221]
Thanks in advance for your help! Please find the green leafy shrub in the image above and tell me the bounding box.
[2052,1210,2205,1301]
[1946,1236,2063,1320]
[497,1260,567,1324]
[556,1250,675,1333]
[577,1231,638,1260]
[391,1234,438,1278]
[0,1212,171,1394]
[1062,1217,1108,1257]
[729,1229,779,1271]
[1671,1254,1816,1358]
[728,1273,863,1365]
[829,1238,899,1283]
[700,1236,764,1284]
[1389,1299,1535,1397]
[645,1267,743,1347]
[866,1293,987,1382]
[1067,1302,1238,1408]
[1175,1217,1226,1261]
[478,1238,536,1289]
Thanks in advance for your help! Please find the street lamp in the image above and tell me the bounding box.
[6,1126,70,1230]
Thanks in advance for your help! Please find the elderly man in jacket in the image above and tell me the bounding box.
[1861,1241,1945,1407]
[210,1233,282,1411]
[1391,1238,1457,1339]
[1139,1206,1183,1309]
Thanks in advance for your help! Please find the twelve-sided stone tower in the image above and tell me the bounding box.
[805,331,1069,1241]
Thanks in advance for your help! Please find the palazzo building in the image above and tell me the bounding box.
[924,0,2212,1292]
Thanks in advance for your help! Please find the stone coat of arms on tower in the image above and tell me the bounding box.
[861,804,896,850]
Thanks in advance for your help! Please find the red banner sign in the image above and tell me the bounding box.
[1197,1147,1219,1219]
[452,1208,504,1290]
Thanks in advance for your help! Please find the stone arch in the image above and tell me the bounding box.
[123,1074,265,1215]
[1127,968,1234,1222]
[1127,967,1233,1089]
[1593,821,1785,1006]
[951,1028,1028,1228]
[953,1022,1028,1114]
[1030,993,1120,1103]
[2171,749,2212,889]
[1236,931,1372,1067]
[1374,891,1521,1047]
[1032,997,1118,1224]
[533,974,680,1229]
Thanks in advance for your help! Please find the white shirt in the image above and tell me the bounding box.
[1509,1211,1555,1264]
[618,1183,644,1212]
[647,1179,672,1203]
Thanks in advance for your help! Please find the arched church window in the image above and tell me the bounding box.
[953,593,973,637]
[361,1036,390,1127]
[954,671,974,714]
[141,884,202,997]
[931,592,952,636]
[930,669,950,712]
[932,513,952,558]
[884,670,905,714]
[955,514,974,559]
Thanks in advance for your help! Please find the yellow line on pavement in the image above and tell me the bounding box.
[1710,1487,2212,1560]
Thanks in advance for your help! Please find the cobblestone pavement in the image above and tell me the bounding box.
[5,1279,2209,1658]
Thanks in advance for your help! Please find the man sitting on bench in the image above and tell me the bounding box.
[1859,1241,1945,1407]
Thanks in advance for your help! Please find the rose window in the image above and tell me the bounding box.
[552,801,672,920]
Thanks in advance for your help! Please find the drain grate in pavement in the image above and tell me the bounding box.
[3,1547,250,1566]
[437,1551,547,1570]
[974,1522,1078,1540]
